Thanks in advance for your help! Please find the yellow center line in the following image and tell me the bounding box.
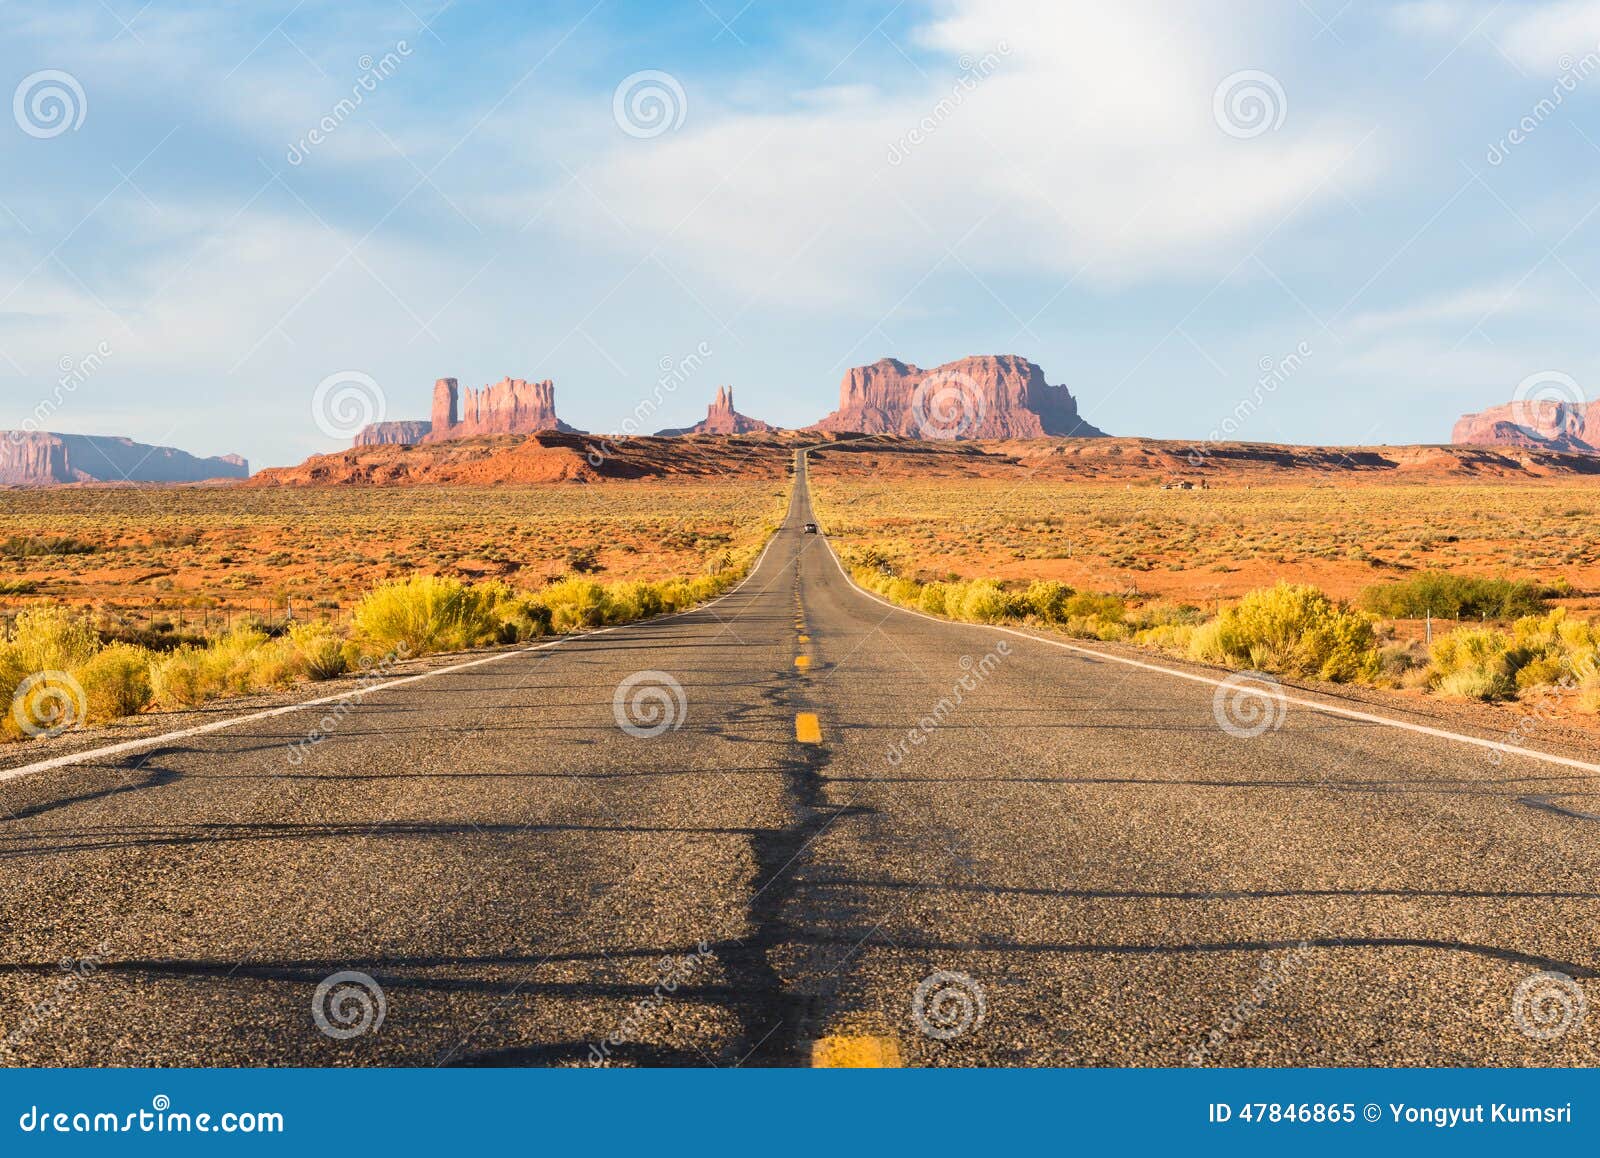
[798,634,810,643]
[794,655,811,670]
[795,712,822,744]
[810,1035,901,1067]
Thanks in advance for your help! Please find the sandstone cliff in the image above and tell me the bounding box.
[810,355,1108,439]
[1452,400,1598,455]
[425,376,582,441]
[656,386,778,436]
[354,420,432,446]
[0,432,248,486]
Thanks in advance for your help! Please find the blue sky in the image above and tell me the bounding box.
[2,0,1600,468]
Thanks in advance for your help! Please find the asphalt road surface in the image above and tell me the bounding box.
[2,452,1598,1067]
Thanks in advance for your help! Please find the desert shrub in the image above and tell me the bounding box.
[148,647,210,708]
[4,606,100,674]
[1188,583,1378,682]
[352,575,509,655]
[288,623,348,681]
[1063,591,1126,623]
[954,580,1012,624]
[535,577,609,632]
[1134,623,1195,651]
[77,643,154,722]
[1427,627,1518,701]
[918,582,950,617]
[1023,580,1073,623]
[0,535,97,558]
[1358,571,1550,620]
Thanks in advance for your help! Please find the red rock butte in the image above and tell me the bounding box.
[656,386,779,436]
[810,354,1109,439]
[1452,399,1598,455]
[425,376,582,442]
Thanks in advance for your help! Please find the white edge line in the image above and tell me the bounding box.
[799,450,1600,778]
[0,515,789,785]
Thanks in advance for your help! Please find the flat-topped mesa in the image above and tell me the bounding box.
[355,420,432,446]
[656,385,779,436]
[0,432,248,485]
[1452,399,1599,455]
[424,375,582,441]
[811,354,1110,439]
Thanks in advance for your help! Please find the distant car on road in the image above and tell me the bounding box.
[803,522,818,534]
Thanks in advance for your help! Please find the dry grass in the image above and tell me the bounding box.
[0,482,785,629]
[807,473,1600,610]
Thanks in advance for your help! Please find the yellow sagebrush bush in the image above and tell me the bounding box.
[77,643,154,722]
[352,575,511,656]
[1187,583,1378,683]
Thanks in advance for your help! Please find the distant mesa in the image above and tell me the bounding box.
[810,354,1109,439]
[350,376,583,448]
[1452,398,1598,455]
[355,420,432,446]
[0,431,248,486]
[656,386,779,436]
[426,376,583,441]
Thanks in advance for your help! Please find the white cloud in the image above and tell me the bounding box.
[1390,0,1600,70]
[1343,279,1557,336]
[545,0,1380,307]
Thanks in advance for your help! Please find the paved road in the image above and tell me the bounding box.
[1,452,1598,1066]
